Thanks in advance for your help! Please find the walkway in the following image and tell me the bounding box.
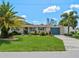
[54,35,79,51]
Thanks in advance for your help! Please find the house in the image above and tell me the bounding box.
[19,24,65,35]
[17,24,75,35]
[22,24,50,34]
[18,24,74,35]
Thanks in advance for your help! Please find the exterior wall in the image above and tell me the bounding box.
[63,26,74,34]
[23,25,51,34]
[22,25,75,35]
[55,26,75,35]
[60,26,64,35]
[46,27,51,33]
[19,28,24,34]
[9,25,75,35]
[12,25,75,35]
[51,25,74,35]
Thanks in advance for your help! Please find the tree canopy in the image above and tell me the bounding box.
[0,1,25,38]
[59,10,79,34]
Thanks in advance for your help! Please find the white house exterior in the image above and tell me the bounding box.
[16,24,74,35]
[63,26,75,34]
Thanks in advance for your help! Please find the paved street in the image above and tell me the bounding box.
[0,51,79,58]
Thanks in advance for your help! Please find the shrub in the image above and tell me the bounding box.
[64,34,72,36]
[46,32,49,35]
[64,31,79,39]
[23,30,28,34]
[29,31,39,35]
[40,32,46,36]
[33,31,39,35]
[72,34,79,38]
[72,31,79,39]
[70,31,75,34]
[77,31,79,35]
[9,31,21,35]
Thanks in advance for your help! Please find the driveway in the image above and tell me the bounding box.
[54,35,79,51]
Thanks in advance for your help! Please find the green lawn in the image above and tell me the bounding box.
[0,35,65,51]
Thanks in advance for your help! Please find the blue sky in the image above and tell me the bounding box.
[0,0,79,27]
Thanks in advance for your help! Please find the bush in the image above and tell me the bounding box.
[28,31,39,35]
[72,34,79,38]
[77,31,79,35]
[71,31,79,39]
[9,31,21,35]
[40,32,46,36]
[46,32,49,35]
[64,34,72,36]
[64,31,79,39]
[23,30,28,34]
[64,31,75,36]
[33,31,39,35]
[70,31,75,34]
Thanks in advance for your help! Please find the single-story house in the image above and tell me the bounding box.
[17,24,74,35]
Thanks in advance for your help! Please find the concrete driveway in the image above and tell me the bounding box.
[54,35,79,51]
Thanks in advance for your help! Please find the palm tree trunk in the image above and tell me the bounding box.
[1,30,8,38]
[67,18,70,35]
[68,19,70,35]
[68,25,70,35]
[1,27,9,38]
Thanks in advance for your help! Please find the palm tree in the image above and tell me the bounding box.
[60,10,79,35]
[0,1,25,38]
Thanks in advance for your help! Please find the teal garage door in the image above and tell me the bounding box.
[51,28,60,35]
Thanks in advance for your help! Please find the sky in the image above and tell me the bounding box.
[0,0,79,27]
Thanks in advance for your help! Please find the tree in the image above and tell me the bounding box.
[50,18,57,26]
[47,18,50,25]
[0,1,25,38]
[59,10,79,34]
[46,18,57,26]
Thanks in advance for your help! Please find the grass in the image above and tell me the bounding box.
[0,35,65,51]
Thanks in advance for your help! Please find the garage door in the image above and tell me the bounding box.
[51,28,60,35]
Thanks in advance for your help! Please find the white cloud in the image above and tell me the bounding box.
[21,15,27,18]
[43,6,60,13]
[70,4,79,9]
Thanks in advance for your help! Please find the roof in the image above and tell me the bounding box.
[23,24,51,28]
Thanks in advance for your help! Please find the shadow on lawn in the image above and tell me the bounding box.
[0,37,21,46]
[0,40,11,46]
